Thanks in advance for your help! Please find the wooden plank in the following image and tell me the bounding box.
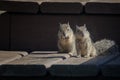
[1,53,70,76]
[31,51,70,59]
[8,53,70,68]
[0,54,21,65]
[49,52,120,77]
[0,51,26,65]
[31,51,58,54]
[102,56,120,77]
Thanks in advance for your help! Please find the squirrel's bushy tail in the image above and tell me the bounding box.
[94,39,119,55]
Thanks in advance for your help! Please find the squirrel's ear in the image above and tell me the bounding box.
[84,24,86,27]
[76,25,79,29]
[83,24,87,30]
[59,23,61,25]
[59,23,62,27]
[67,22,70,25]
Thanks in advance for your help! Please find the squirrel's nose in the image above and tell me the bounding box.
[65,36,69,39]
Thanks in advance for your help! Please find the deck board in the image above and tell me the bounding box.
[0,51,28,65]
[0,52,70,76]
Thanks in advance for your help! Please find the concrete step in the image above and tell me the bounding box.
[102,56,120,77]
[0,51,28,65]
[0,52,70,77]
[49,52,120,77]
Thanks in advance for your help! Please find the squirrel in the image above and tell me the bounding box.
[58,22,77,57]
[58,23,119,58]
[75,24,97,57]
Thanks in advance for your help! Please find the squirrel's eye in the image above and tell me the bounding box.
[81,32,84,36]
[77,30,79,32]
[67,27,69,31]
[59,29,62,32]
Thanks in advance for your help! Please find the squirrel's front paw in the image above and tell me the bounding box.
[76,54,81,58]
[83,55,90,58]
[68,52,74,57]
[90,53,97,57]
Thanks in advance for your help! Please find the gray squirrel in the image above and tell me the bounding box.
[75,24,97,57]
[58,22,77,56]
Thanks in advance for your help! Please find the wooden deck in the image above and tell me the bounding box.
[0,51,119,79]
[0,1,120,80]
